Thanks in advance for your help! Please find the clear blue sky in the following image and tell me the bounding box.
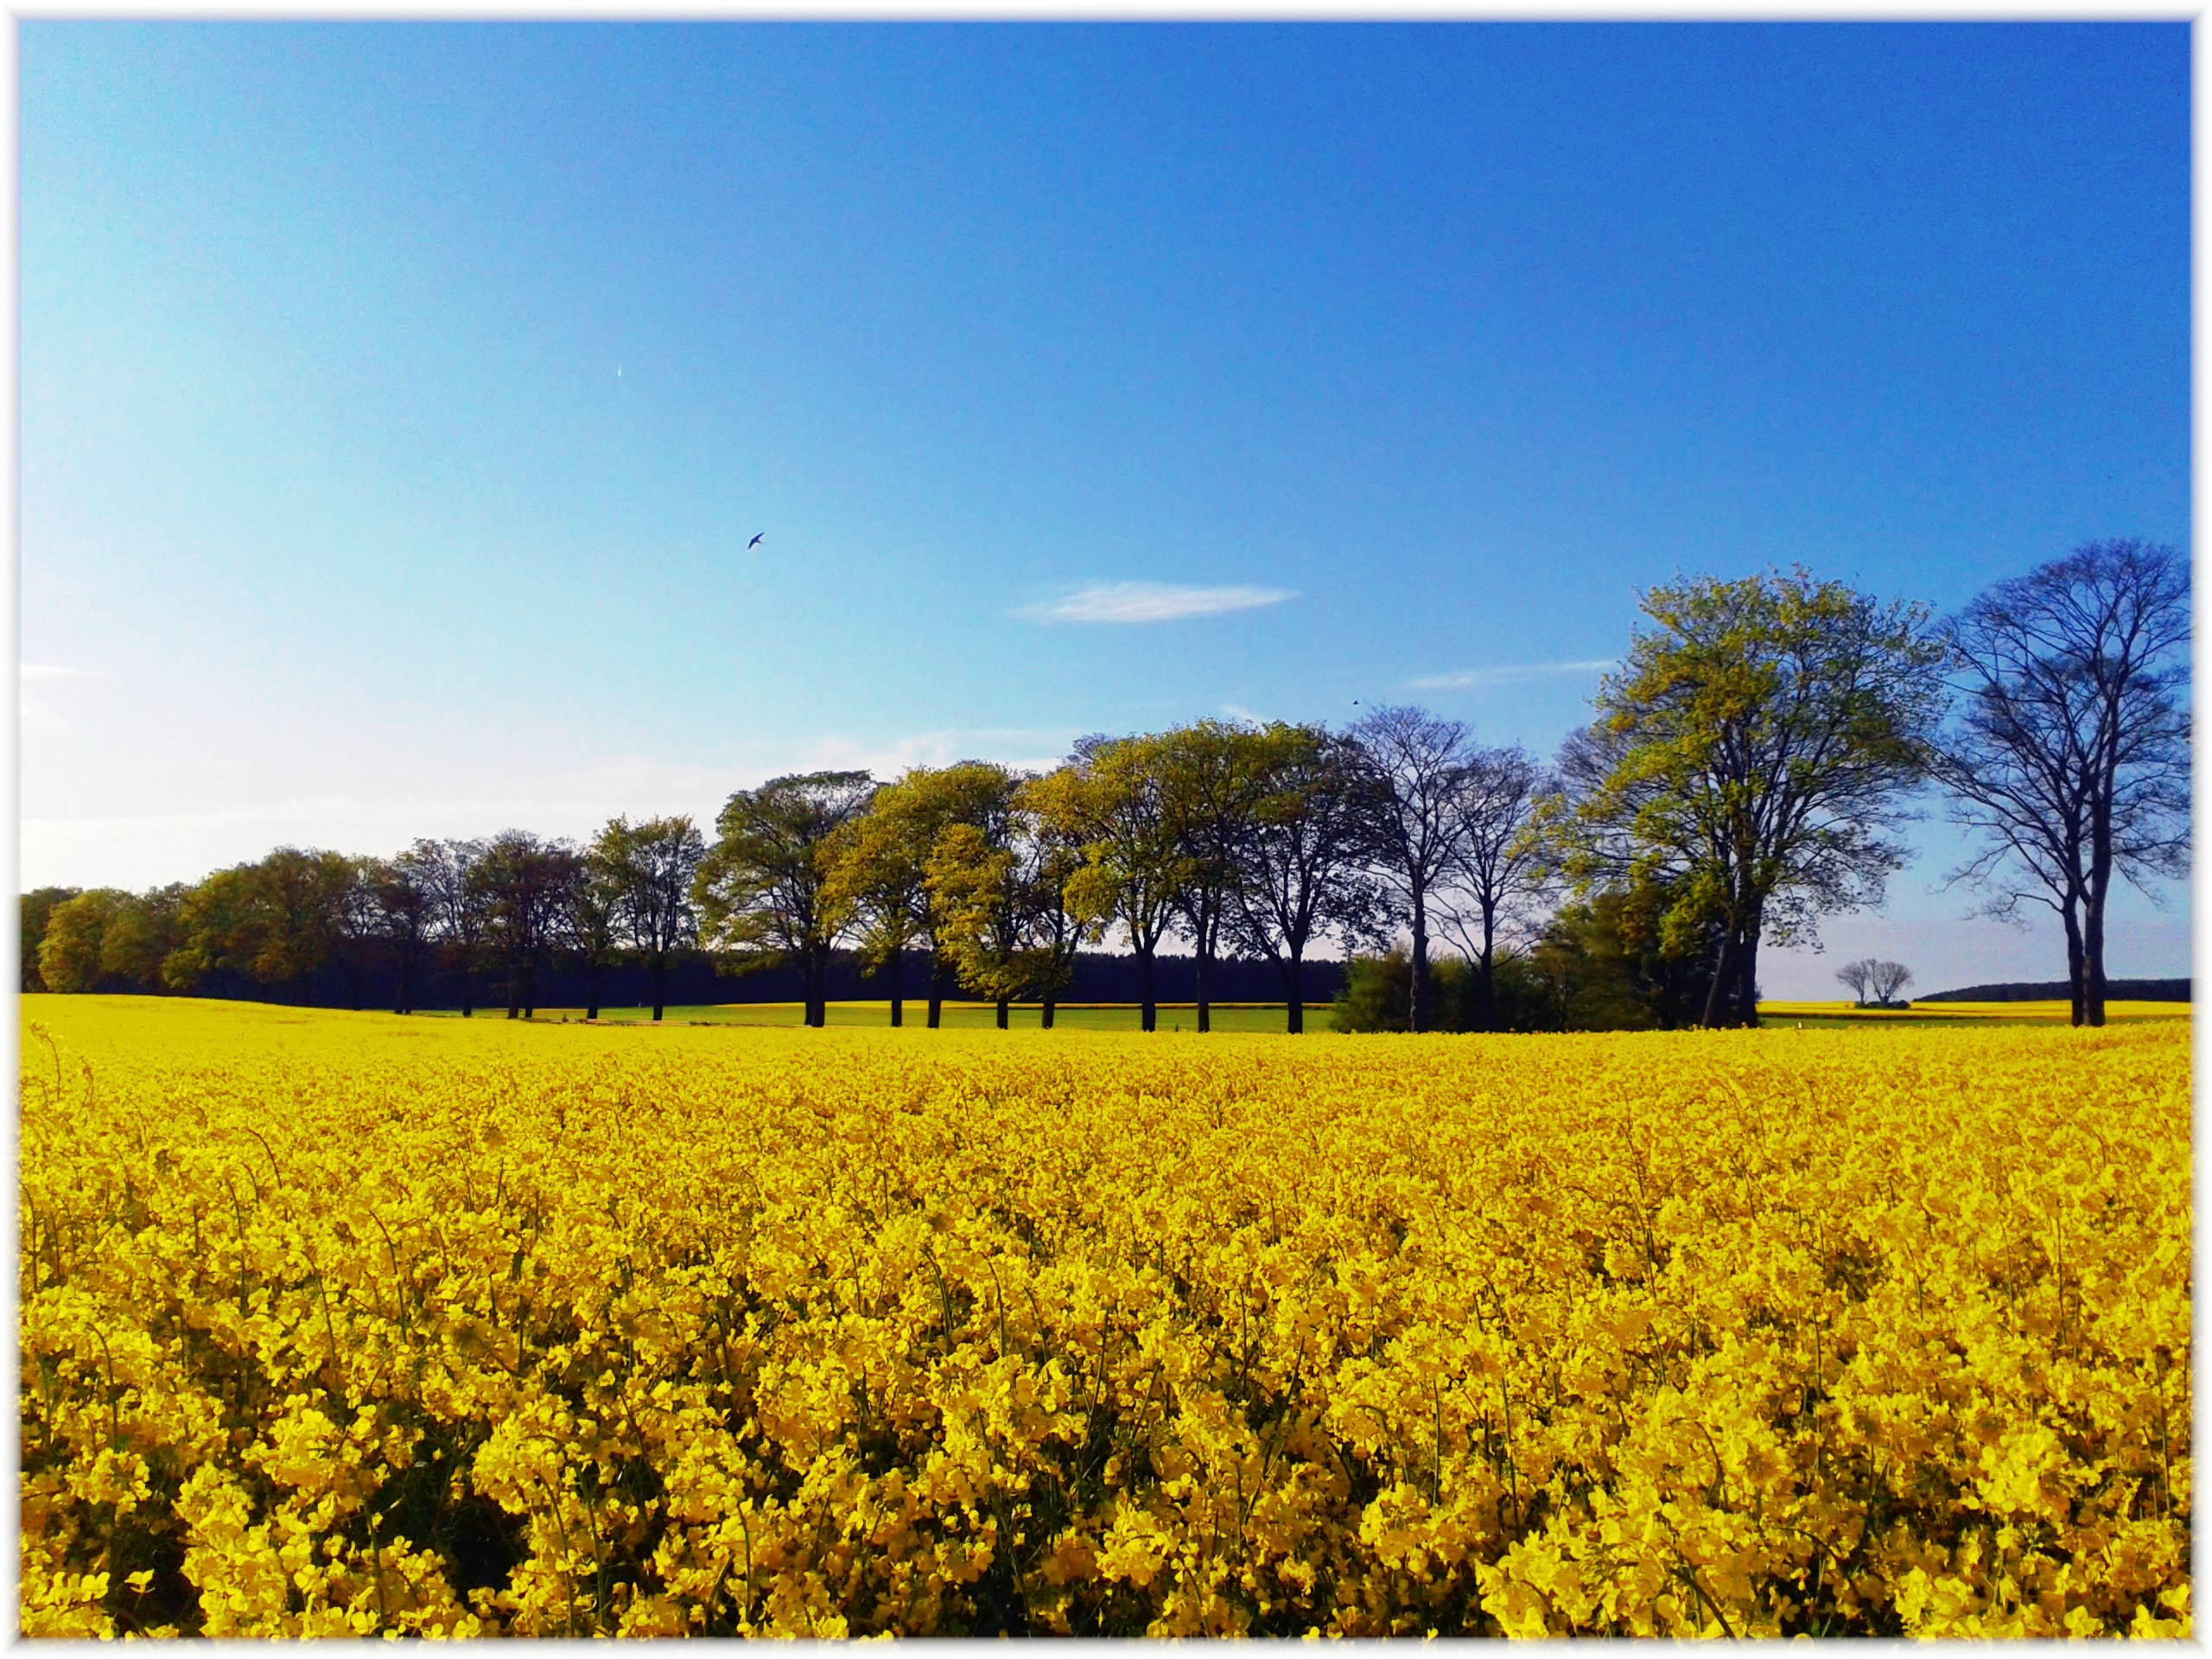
[20,22,2190,995]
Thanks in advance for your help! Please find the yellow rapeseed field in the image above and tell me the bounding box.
[18,995,2191,1637]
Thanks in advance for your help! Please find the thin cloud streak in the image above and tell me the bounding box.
[1406,659,1615,691]
[22,663,98,681]
[1017,582,1297,625]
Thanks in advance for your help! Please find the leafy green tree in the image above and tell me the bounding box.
[412,839,491,1016]
[569,838,626,1021]
[696,771,875,1028]
[372,851,440,1014]
[1224,726,1378,1033]
[472,830,583,1019]
[1559,569,1943,1028]
[37,889,128,993]
[1931,539,2190,1027]
[823,765,1007,1027]
[99,885,188,989]
[21,887,79,992]
[597,815,706,1021]
[1526,884,1720,1032]
[163,849,356,1001]
[907,766,1027,1027]
[1155,721,1276,1033]
[1052,735,1188,1033]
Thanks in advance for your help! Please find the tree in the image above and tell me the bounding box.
[162,849,355,1001]
[330,857,385,1010]
[1346,706,1473,1033]
[412,839,491,1016]
[1560,569,1944,1028]
[37,890,128,993]
[1867,960,1913,1006]
[22,887,79,993]
[823,765,1008,1028]
[1525,883,1721,1032]
[1433,744,1551,1032]
[569,840,626,1022]
[473,830,583,1019]
[1053,735,1187,1033]
[1009,767,1097,1029]
[598,815,706,1021]
[1224,725,1378,1033]
[906,765,1027,1028]
[373,851,440,1014]
[1931,540,2190,1027]
[1155,720,1276,1033]
[1834,958,1877,1006]
[100,885,188,989]
[695,771,875,1028]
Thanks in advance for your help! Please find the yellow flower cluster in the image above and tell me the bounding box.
[19,995,2191,1637]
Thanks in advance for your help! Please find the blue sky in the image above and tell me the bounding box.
[20,22,2190,995]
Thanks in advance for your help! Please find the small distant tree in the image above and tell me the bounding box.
[1346,706,1474,1033]
[916,765,1033,1029]
[1834,958,1877,1006]
[569,841,626,1022]
[1012,766,1100,1029]
[473,830,583,1019]
[1054,735,1188,1033]
[1434,743,1551,1032]
[1867,960,1913,1007]
[37,889,129,993]
[99,885,188,989]
[373,852,439,1014]
[696,771,876,1028]
[1224,725,1379,1033]
[599,815,706,1021]
[1156,720,1274,1033]
[1931,540,2190,1027]
[21,887,79,992]
[412,839,491,1016]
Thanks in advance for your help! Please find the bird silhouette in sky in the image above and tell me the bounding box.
[747,532,765,550]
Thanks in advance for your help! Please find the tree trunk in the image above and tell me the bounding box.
[2082,879,2109,1029]
[1041,994,1057,1030]
[1478,908,1497,1032]
[1195,912,1213,1033]
[2063,901,2086,1027]
[1736,931,1761,1028]
[995,995,1009,1030]
[887,950,904,1028]
[1700,933,1737,1030]
[1138,944,1157,1033]
[1408,898,1429,1033]
[927,955,944,1029]
[1284,952,1306,1034]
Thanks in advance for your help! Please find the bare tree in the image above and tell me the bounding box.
[1225,725,1380,1033]
[412,839,490,1016]
[1932,540,2190,1027]
[1867,960,1913,1006]
[1834,958,1877,1006]
[1433,744,1551,1031]
[1347,706,1472,1033]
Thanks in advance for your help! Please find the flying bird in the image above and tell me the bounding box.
[747,532,765,550]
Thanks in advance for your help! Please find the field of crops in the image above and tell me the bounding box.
[19,995,2191,1637]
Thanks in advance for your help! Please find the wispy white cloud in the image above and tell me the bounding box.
[22,663,98,682]
[1406,659,1615,691]
[1218,702,1265,726]
[1016,582,1297,625]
